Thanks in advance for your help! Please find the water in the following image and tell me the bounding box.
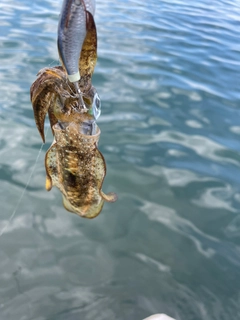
[0,0,240,319]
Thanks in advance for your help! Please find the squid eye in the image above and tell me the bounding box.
[95,95,100,110]
[92,91,101,120]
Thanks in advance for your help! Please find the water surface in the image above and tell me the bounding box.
[0,0,240,319]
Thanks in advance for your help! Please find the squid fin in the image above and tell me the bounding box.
[45,142,58,191]
[100,191,118,203]
[62,195,105,219]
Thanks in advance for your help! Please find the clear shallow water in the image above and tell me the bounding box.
[0,0,240,319]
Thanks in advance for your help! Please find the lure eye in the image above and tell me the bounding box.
[92,91,101,120]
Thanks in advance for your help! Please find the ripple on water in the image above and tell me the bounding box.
[0,0,240,319]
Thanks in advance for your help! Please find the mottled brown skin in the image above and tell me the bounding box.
[45,122,117,218]
[79,11,97,91]
[30,66,94,143]
[30,10,117,218]
[30,10,97,143]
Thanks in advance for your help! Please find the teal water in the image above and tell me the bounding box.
[0,0,240,319]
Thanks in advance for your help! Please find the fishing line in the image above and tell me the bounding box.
[0,127,49,237]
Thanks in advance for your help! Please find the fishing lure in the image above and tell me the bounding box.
[57,0,96,111]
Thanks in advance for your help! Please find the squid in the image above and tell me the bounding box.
[30,0,117,218]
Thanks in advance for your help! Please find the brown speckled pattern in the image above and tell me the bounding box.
[45,123,116,218]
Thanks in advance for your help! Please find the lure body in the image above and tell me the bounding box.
[57,0,96,82]
[58,0,86,82]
